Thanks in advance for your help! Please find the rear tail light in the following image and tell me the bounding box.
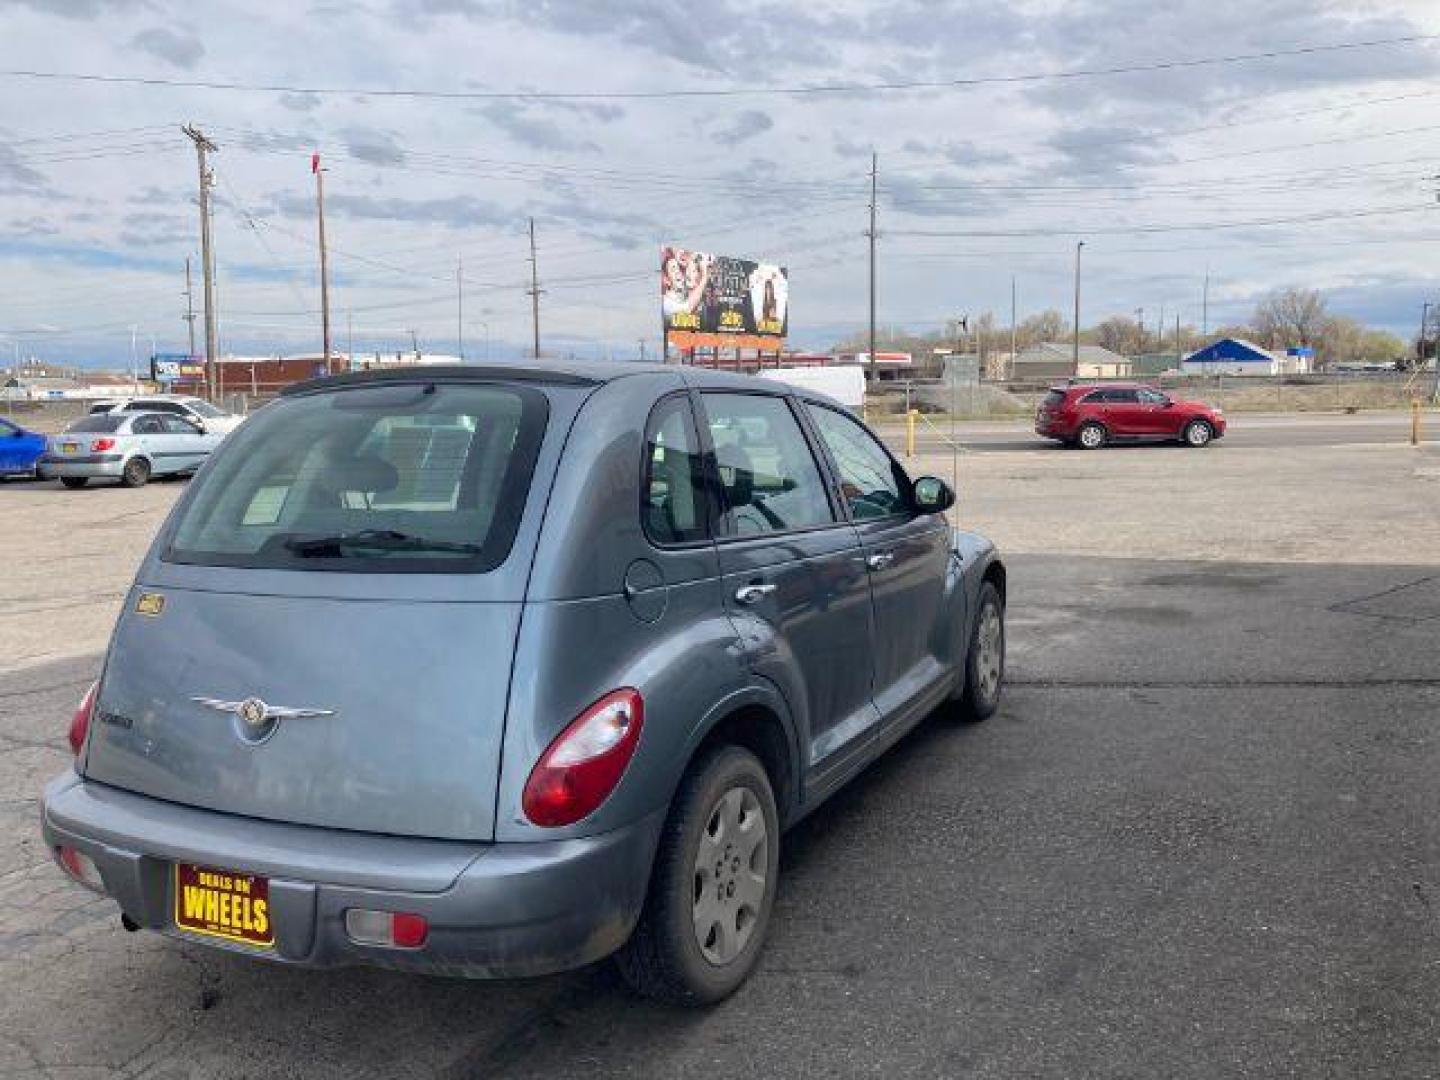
[57,845,105,892]
[522,688,644,827]
[345,909,429,948]
[90,438,115,452]
[68,681,97,756]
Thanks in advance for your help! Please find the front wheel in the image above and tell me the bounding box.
[1182,419,1214,447]
[951,581,1005,723]
[616,746,779,1005]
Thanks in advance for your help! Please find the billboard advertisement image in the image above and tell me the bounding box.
[661,247,788,340]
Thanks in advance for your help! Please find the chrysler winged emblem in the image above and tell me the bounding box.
[192,696,335,729]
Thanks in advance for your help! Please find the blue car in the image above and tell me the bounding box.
[0,416,46,479]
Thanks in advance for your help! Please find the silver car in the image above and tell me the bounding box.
[39,410,223,489]
[41,362,1006,1004]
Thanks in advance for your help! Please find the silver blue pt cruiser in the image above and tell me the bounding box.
[41,362,1006,1004]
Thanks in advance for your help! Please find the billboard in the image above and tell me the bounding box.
[151,354,205,383]
[661,247,788,340]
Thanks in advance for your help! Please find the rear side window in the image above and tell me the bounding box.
[702,392,834,537]
[65,415,124,433]
[805,404,907,520]
[643,395,708,546]
[131,415,165,435]
[1042,390,1066,407]
[166,383,548,573]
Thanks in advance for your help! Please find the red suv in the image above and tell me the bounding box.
[1035,383,1226,449]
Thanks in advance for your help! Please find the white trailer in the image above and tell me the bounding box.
[755,366,866,412]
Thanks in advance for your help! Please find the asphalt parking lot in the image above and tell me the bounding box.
[3,416,1439,1078]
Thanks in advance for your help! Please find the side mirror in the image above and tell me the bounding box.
[188,418,207,433]
[912,476,955,514]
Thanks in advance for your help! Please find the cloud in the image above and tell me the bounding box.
[710,110,773,147]
[1045,125,1174,180]
[0,144,48,194]
[3,0,144,18]
[477,101,599,152]
[902,140,1014,169]
[338,126,406,166]
[5,216,58,238]
[130,26,205,69]
[273,191,510,229]
[280,92,324,113]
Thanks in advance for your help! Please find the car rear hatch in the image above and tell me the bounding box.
[81,377,582,842]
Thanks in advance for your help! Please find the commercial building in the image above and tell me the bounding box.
[1182,338,1311,376]
[1012,343,1131,380]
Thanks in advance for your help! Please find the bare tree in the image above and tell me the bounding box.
[1017,309,1069,349]
[1094,315,1141,355]
[1253,288,1328,352]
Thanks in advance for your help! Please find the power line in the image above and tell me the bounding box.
[888,203,1435,239]
[3,33,1435,102]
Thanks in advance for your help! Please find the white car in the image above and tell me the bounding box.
[88,395,244,436]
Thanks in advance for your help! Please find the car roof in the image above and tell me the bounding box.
[282,361,799,397]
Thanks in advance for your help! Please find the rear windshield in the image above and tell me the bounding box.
[1041,390,1066,407]
[65,415,125,433]
[165,382,548,573]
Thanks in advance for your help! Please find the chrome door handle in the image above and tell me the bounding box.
[734,583,777,605]
[866,552,895,571]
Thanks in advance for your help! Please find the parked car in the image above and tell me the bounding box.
[89,395,244,436]
[38,411,224,488]
[40,362,1007,1004]
[0,416,47,479]
[1035,383,1226,448]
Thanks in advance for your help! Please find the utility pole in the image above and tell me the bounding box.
[1157,303,1165,358]
[1072,240,1084,378]
[1136,308,1145,353]
[347,310,354,373]
[867,151,878,387]
[527,217,542,359]
[1175,313,1182,365]
[638,338,646,362]
[456,255,464,362]
[312,152,332,372]
[1202,267,1210,340]
[182,124,218,401]
[1418,301,1430,369]
[183,257,197,358]
[1009,275,1017,381]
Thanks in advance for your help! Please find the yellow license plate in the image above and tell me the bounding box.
[173,862,273,948]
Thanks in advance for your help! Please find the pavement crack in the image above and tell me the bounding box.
[1009,676,1440,689]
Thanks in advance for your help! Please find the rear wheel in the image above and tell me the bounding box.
[1076,422,1106,450]
[1182,419,1214,447]
[59,476,88,490]
[616,746,779,1005]
[120,457,151,488]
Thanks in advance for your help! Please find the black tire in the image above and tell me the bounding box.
[1075,422,1107,450]
[120,457,150,488]
[59,476,88,490]
[951,581,1005,723]
[616,745,780,1006]
[1182,419,1214,448]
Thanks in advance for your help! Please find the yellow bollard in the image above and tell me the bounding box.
[1413,397,1422,446]
[906,409,917,458]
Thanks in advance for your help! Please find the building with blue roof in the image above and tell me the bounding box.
[1181,337,1311,376]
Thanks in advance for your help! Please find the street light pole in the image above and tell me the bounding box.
[1072,241,1085,378]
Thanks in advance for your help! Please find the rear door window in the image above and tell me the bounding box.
[166,382,548,573]
[701,392,835,537]
[1109,389,1140,404]
[643,395,708,546]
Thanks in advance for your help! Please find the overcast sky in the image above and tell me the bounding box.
[2,0,1440,366]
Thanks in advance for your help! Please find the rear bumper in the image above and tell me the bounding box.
[40,771,663,978]
[38,455,124,478]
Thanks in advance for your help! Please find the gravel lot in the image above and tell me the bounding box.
[2,418,1438,1078]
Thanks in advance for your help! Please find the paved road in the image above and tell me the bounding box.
[7,554,1440,1078]
[885,411,1429,454]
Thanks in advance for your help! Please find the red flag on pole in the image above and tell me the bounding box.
[311,152,320,174]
